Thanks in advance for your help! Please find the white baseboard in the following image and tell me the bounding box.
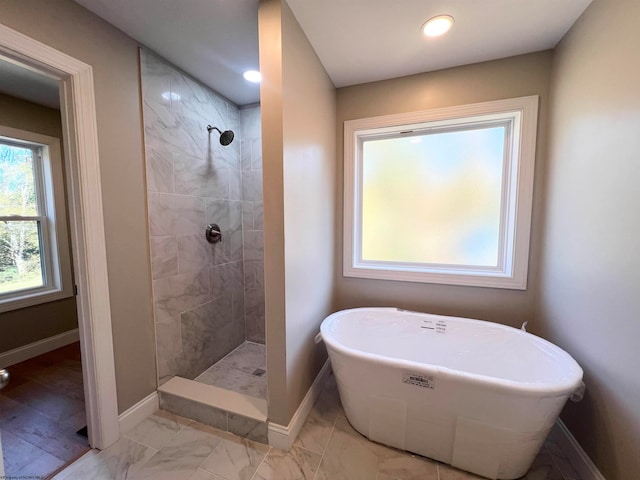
[268,359,332,451]
[119,392,159,434]
[0,329,79,368]
[553,419,605,480]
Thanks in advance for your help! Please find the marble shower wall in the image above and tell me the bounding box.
[240,106,265,344]
[140,49,245,385]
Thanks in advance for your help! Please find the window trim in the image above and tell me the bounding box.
[0,125,73,312]
[343,96,539,290]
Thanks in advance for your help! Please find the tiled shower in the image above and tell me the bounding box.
[140,49,265,398]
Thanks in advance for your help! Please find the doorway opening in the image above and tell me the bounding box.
[0,22,120,469]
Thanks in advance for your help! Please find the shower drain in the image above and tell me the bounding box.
[252,368,266,377]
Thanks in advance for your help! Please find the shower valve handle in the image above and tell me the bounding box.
[205,224,222,244]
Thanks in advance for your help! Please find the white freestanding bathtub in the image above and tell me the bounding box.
[320,308,583,480]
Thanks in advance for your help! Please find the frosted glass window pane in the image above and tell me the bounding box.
[361,126,505,266]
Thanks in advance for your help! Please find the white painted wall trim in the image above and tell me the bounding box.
[268,359,332,451]
[119,392,159,434]
[0,24,119,450]
[0,329,79,368]
[553,419,606,480]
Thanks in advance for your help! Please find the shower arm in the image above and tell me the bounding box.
[207,125,222,134]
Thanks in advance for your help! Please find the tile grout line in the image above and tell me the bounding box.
[248,445,272,480]
[311,410,340,480]
[120,434,160,454]
[198,440,225,478]
[124,416,187,452]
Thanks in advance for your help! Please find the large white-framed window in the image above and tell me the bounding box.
[343,96,538,289]
[0,125,72,312]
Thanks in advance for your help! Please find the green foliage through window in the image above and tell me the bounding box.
[0,143,44,293]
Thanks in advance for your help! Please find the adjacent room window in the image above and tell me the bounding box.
[0,126,72,312]
[343,96,538,289]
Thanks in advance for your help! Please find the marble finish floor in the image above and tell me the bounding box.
[52,372,580,480]
[0,343,90,479]
[194,342,266,400]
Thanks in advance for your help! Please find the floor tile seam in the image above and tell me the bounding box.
[197,442,236,480]
[296,444,323,457]
[223,340,265,357]
[49,449,97,479]
[118,435,160,458]
[53,440,93,462]
[0,430,49,472]
[185,419,229,438]
[42,363,82,375]
[199,341,255,375]
[22,377,85,404]
[32,449,87,479]
[25,369,83,387]
[294,444,325,480]
[15,382,86,411]
[12,372,76,387]
[187,437,229,479]
[38,445,91,466]
[5,397,85,428]
[204,360,265,378]
[247,445,272,480]
[311,416,337,480]
[215,345,265,363]
[122,430,169,452]
[195,368,267,399]
[0,422,73,461]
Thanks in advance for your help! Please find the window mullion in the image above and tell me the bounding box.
[0,215,46,222]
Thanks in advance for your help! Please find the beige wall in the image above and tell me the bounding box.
[259,0,337,425]
[536,1,640,478]
[0,93,78,353]
[335,52,552,328]
[0,0,156,412]
[258,0,288,424]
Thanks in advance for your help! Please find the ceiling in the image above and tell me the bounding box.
[286,0,592,88]
[16,0,591,108]
[0,56,60,109]
[74,0,260,106]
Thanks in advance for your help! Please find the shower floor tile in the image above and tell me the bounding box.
[194,342,266,400]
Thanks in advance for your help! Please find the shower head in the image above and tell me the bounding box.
[207,125,235,146]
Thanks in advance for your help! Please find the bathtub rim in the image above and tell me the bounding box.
[320,307,583,397]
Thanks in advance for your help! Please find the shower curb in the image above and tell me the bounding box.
[158,378,269,444]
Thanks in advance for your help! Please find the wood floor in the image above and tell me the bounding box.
[0,342,90,478]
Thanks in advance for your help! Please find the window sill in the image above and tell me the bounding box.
[344,264,527,290]
[0,287,73,313]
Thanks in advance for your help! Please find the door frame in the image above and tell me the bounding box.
[0,24,120,449]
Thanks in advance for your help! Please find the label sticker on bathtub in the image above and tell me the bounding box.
[402,372,435,389]
[420,319,447,334]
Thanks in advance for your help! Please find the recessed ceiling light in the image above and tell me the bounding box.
[422,15,455,37]
[243,70,262,83]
